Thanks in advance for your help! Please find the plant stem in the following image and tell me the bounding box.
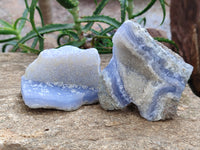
[68,6,82,39]
[127,0,134,19]
[16,31,21,40]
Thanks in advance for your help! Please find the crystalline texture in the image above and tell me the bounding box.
[98,20,193,121]
[21,46,100,111]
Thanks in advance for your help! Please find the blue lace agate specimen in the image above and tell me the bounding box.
[21,46,100,111]
[98,20,193,121]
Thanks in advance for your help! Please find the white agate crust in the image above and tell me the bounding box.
[21,46,100,111]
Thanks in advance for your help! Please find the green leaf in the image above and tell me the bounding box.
[137,17,146,26]
[14,17,29,30]
[36,6,44,26]
[57,33,70,46]
[154,37,179,53]
[91,29,100,35]
[35,6,44,51]
[94,0,98,5]
[164,0,169,6]
[57,31,79,45]
[97,23,104,32]
[19,43,41,54]
[0,19,13,28]
[31,37,39,48]
[80,15,121,28]
[38,37,44,51]
[84,0,110,31]
[92,35,112,44]
[24,0,29,10]
[92,35,113,53]
[30,0,42,37]
[127,0,134,19]
[63,30,79,40]
[56,0,79,9]
[131,0,156,18]
[100,26,115,35]
[118,0,126,23]
[11,23,74,52]
[93,35,112,40]
[0,28,18,35]
[0,37,18,43]
[18,8,29,32]
[58,38,86,48]
[2,41,17,52]
[92,0,109,15]
[159,0,166,25]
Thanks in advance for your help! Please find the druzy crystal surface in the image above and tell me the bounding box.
[21,46,100,111]
[98,20,193,121]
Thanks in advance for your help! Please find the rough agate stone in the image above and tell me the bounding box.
[21,46,100,111]
[98,20,193,121]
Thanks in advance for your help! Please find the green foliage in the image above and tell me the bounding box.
[17,9,29,31]
[130,0,166,25]
[56,0,79,9]
[30,0,40,36]
[94,0,98,5]
[0,20,13,28]
[119,0,126,23]
[2,41,17,52]
[84,0,110,31]
[19,43,41,54]
[80,15,121,29]
[57,30,79,46]
[92,36,113,53]
[58,38,86,48]
[127,0,134,19]
[11,24,74,52]
[131,0,157,19]
[159,0,166,25]
[99,26,115,36]
[0,0,171,54]
[0,14,25,45]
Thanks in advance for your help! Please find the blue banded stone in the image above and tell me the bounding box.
[98,20,193,121]
[21,46,100,111]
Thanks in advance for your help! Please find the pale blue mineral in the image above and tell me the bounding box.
[21,46,100,111]
[98,20,193,121]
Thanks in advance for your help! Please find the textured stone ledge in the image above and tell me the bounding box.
[0,53,200,150]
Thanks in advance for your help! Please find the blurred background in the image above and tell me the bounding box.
[0,0,171,50]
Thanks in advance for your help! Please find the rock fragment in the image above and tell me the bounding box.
[21,46,100,111]
[98,20,193,121]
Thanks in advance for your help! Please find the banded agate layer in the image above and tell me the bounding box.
[21,46,100,111]
[98,20,193,121]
